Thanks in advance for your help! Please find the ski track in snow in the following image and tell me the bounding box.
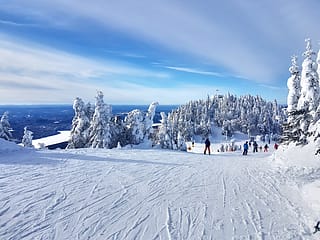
[0,148,316,239]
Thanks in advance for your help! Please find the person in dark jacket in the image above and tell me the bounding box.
[204,138,211,155]
[253,141,258,153]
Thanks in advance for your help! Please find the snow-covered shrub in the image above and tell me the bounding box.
[22,127,33,148]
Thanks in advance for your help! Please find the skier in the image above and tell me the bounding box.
[243,141,248,155]
[204,138,211,155]
[253,141,258,153]
[274,143,279,150]
[264,144,269,152]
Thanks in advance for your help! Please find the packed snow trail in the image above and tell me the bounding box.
[0,148,316,239]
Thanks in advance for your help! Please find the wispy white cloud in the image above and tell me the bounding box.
[164,66,224,77]
[0,19,37,27]
[0,36,168,80]
[4,0,319,84]
[0,35,170,104]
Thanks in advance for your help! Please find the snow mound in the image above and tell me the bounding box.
[272,142,319,169]
[0,138,22,152]
[273,142,320,217]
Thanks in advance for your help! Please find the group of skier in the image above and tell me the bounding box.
[202,138,279,156]
[242,141,279,155]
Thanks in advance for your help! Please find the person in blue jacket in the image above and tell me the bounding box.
[243,141,249,155]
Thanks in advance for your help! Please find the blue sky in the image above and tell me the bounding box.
[0,0,319,105]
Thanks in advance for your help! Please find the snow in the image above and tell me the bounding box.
[0,138,22,152]
[273,141,320,218]
[32,131,70,149]
[0,137,319,239]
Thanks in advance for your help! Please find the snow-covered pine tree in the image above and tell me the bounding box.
[177,131,186,150]
[295,39,319,144]
[67,97,91,149]
[0,111,12,141]
[157,112,171,148]
[22,127,33,148]
[0,121,4,140]
[125,109,146,145]
[317,43,320,89]
[145,101,159,143]
[308,43,320,153]
[88,91,112,148]
[314,47,320,123]
[282,38,320,151]
[124,102,159,146]
[287,56,300,114]
[109,115,128,148]
[297,39,319,115]
[85,102,95,122]
[281,55,302,144]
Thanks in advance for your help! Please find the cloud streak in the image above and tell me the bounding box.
[164,66,224,77]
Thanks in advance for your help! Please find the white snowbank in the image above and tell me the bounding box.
[302,180,320,215]
[32,130,70,149]
[0,138,22,152]
[273,141,320,217]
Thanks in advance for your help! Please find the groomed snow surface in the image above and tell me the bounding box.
[0,138,319,239]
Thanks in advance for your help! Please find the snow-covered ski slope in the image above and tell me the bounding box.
[0,143,317,239]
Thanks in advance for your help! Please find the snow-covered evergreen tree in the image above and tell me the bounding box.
[177,131,186,150]
[294,39,319,144]
[124,102,159,146]
[0,122,4,141]
[125,109,145,145]
[22,127,33,148]
[282,38,320,151]
[109,116,128,148]
[0,111,12,141]
[145,102,159,142]
[317,44,320,89]
[297,39,319,115]
[67,97,90,149]
[157,112,171,148]
[88,91,112,148]
[287,55,300,114]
